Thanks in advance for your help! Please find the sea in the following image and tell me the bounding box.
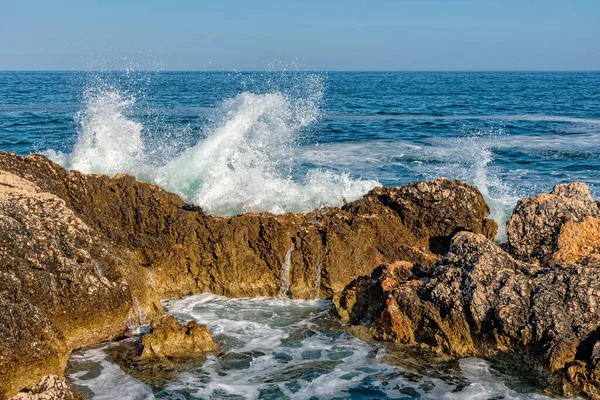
[1,70,597,399]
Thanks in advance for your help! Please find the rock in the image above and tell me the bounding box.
[0,170,161,398]
[141,316,216,360]
[551,216,600,265]
[334,261,415,325]
[507,182,600,264]
[336,231,600,398]
[0,154,496,301]
[346,179,498,255]
[10,375,83,400]
[0,152,496,396]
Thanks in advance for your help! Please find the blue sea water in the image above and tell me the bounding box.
[1,71,598,399]
[1,71,599,201]
[0,71,599,228]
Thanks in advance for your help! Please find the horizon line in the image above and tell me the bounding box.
[1,69,599,73]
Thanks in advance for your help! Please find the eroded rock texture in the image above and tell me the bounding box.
[337,183,600,398]
[0,152,495,397]
[507,182,600,264]
[141,316,216,360]
[0,170,161,398]
[10,375,83,400]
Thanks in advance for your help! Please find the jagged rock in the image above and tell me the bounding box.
[345,180,498,255]
[336,231,600,398]
[507,182,600,264]
[0,170,161,398]
[0,152,496,396]
[0,153,497,300]
[141,316,216,360]
[10,375,82,400]
[334,261,414,325]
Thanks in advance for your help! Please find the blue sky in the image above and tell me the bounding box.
[1,0,599,71]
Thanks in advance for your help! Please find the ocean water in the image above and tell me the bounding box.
[1,71,597,399]
[67,294,562,400]
[1,71,599,231]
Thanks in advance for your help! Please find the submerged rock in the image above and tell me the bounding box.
[141,316,216,360]
[10,375,82,400]
[336,182,600,398]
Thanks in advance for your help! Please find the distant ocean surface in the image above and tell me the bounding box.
[1,71,599,236]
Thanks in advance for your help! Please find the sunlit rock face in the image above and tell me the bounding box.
[140,316,216,360]
[506,181,600,265]
[336,183,600,399]
[0,152,495,397]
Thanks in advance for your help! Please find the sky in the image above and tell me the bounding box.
[1,0,599,71]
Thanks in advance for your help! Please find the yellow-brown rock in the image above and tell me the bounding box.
[141,316,216,360]
[0,152,496,397]
[551,216,600,265]
[507,182,600,264]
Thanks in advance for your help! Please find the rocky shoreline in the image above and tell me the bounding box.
[0,152,598,399]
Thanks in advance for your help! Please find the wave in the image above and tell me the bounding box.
[324,113,600,124]
[303,133,521,241]
[46,78,379,216]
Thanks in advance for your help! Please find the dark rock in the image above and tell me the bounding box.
[336,231,600,398]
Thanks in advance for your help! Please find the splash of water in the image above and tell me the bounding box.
[279,242,295,298]
[49,79,379,216]
[70,89,145,176]
[302,132,521,242]
[469,142,520,242]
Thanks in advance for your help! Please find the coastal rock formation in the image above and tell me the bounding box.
[336,183,600,398]
[141,316,216,360]
[0,170,161,398]
[0,153,497,300]
[507,182,600,264]
[0,152,495,397]
[10,376,82,400]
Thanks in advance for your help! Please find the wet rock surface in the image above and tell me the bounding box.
[0,152,495,397]
[337,183,600,398]
[141,316,216,360]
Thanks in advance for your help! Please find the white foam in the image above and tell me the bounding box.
[69,89,146,176]
[302,133,522,242]
[69,346,156,400]
[49,79,379,216]
[68,294,575,399]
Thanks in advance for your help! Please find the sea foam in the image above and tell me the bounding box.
[48,78,379,216]
[68,294,565,399]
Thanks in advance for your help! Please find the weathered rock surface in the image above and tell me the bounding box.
[141,316,216,360]
[337,182,600,398]
[507,182,600,264]
[0,152,495,397]
[0,170,161,398]
[10,375,82,400]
